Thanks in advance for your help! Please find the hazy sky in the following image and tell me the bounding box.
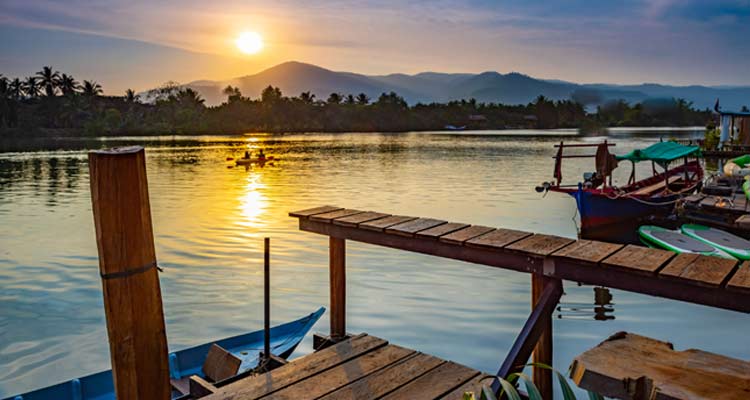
[1,0,748,94]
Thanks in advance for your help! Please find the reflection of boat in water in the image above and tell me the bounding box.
[236,156,277,165]
[538,141,703,244]
[4,308,324,400]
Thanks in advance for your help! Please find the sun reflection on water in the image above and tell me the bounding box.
[238,172,267,228]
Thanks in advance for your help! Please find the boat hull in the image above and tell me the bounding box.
[565,188,678,244]
[4,307,324,400]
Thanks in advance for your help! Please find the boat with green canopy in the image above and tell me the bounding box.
[541,140,703,243]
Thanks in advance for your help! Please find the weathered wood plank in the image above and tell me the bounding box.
[359,215,417,232]
[385,218,446,237]
[553,240,624,264]
[602,245,675,275]
[439,374,495,399]
[311,209,364,222]
[569,332,750,400]
[416,222,470,239]
[506,234,575,256]
[262,345,416,400]
[204,334,386,400]
[289,205,342,218]
[727,262,750,293]
[333,212,391,227]
[330,237,346,338]
[320,353,444,400]
[439,226,495,245]
[466,228,532,249]
[382,362,480,400]
[659,254,737,287]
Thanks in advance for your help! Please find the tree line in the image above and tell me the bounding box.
[0,66,714,136]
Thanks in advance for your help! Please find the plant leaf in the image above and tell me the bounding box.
[480,385,498,400]
[507,372,543,400]
[495,380,522,400]
[587,391,605,400]
[527,363,578,400]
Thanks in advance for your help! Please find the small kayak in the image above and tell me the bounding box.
[4,307,324,400]
[681,224,750,261]
[638,225,734,259]
[236,156,276,165]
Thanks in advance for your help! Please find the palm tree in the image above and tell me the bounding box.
[37,66,60,97]
[58,74,80,96]
[9,78,23,100]
[125,88,140,103]
[23,77,42,98]
[327,92,343,105]
[81,80,103,97]
[345,94,356,105]
[299,91,316,104]
[0,77,8,99]
[355,93,370,105]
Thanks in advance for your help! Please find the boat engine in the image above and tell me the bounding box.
[583,172,604,189]
[535,181,552,193]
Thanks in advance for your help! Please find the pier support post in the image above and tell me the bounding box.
[532,273,554,400]
[89,146,170,400]
[330,237,346,339]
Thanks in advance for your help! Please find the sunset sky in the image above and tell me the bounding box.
[1,0,748,94]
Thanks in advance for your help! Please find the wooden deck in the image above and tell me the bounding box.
[203,334,492,400]
[290,205,750,313]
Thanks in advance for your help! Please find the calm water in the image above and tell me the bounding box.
[1,129,748,397]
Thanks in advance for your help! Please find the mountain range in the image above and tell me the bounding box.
[183,61,750,110]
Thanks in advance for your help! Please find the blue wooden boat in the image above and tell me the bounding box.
[4,307,324,400]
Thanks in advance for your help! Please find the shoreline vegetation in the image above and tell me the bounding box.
[1,66,714,137]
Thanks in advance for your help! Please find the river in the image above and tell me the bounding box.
[1,128,747,397]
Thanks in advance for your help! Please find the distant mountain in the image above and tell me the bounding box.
[182,61,750,109]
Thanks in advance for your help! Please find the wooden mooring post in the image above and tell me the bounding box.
[532,273,554,399]
[89,146,170,400]
[330,237,346,339]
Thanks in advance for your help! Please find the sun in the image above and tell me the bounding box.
[236,31,263,55]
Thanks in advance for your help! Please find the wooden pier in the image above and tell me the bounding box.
[202,334,492,400]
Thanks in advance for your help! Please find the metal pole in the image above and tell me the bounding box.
[264,237,270,359]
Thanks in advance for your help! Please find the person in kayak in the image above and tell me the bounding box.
[258,149,265,159]
[244,150,250,159]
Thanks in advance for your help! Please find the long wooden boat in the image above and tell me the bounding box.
[538,141,703,244]
[3,307,324,400]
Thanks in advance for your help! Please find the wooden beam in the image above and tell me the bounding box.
[330,237,346,338]
[493,277,562,395]
[88,146,170,400]
[532,274,554,399]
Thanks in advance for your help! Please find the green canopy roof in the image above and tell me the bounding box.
[616,141,701,163]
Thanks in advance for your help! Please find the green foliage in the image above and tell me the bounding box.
[463,363,603,400]
[704,127,720,150]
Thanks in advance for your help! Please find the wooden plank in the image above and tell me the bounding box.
[570,332,750,400]
[466,228,532,249]
[506,234,575,256]
[289,205,342,218]
[382,362,480,400]
[320,353,444,400]
[360,215,417,232]
[602,245,675,275]
[439,226,495,245]
[203,344,241,382]
[439,374,495,399]
[330,237,346,338]
[311,209,364,222]
[553,240,624,264]
[416,222,470,239]
[333,212,391,227]
[385,218,446,237]
[204,334,387,400]
[88,147,170,400]
[659,254,737,287]
[262,345,416,400]
[727,262,750,293]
